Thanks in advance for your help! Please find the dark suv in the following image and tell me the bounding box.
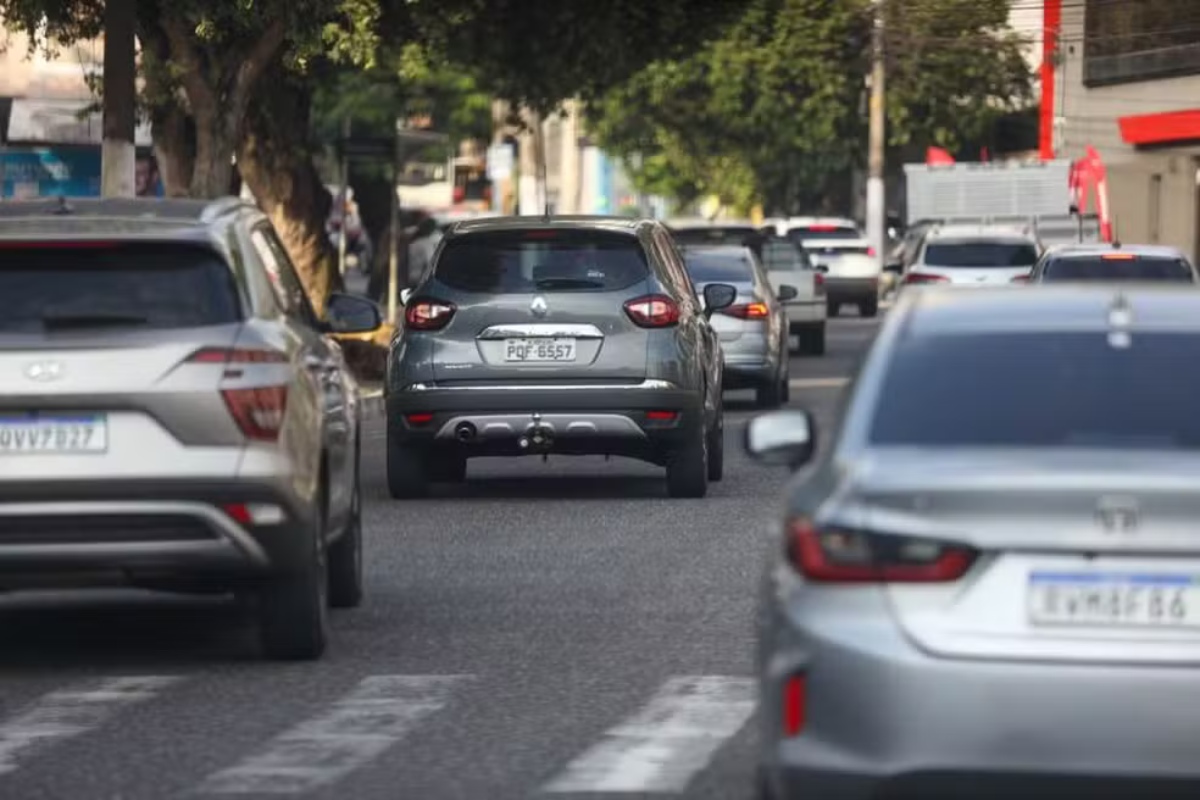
[385,216,737,498]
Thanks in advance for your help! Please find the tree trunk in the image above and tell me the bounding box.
[190,110,237,198]
[238,68,341,314]
[151,104,195,196]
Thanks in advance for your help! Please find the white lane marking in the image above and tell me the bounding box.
[789,377,848,389]
[542,676,756,794]
[0,675,182,776]
[196,675,470,795]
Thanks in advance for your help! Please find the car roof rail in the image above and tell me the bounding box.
[200,196,252,223]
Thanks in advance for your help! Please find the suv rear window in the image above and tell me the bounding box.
[923,241,1039,267]
[1044,255,1194,282]
[0,242,241,333]
[870,332,1200,449]
[760,239,813,271]
[683,251,755,283]
[434,229,648,293]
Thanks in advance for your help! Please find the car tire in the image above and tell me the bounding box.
[257,523,328,661]
[706,402,724,482]
[429,452,467,483]
[327,482,364,609]
[859,297,879,317]
[666,418,708,498]
[801,325,826,356]
[387,432,429,499]
[756,375,784,409]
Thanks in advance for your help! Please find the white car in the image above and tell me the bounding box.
[758,237,827,354]
[902,225,1042,288]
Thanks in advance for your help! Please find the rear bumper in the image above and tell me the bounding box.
[759,569,1200,799]
[0,479,314,586]
[824,277,878,304]
[783,300,826,327]
[386,380,704,458]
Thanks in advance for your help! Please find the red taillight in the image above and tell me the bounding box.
[783,675,806,737]
[624,295,680,328]
[220,386,288,441]
[188,348,289,364]
[1011,274,1031,283]
[404,298,456,331]
[645,410,678,421]
[720,302,770,319]
[785,518,975,583]
[813,272,826,296]
[222,503,253,525]
[867,247,876,257]
[806,225,838,232]
[903,272,949,285]
[406,412,434,425]
[452,187,466,203]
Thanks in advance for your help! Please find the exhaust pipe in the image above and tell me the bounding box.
[454,421,477,442]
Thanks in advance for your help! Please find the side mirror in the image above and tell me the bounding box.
[777,284,799,302]
[744,410,816,469]
[324,292,383,334]
[702,283,738,318]
[399,287,413,307]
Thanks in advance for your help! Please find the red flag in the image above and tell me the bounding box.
[926,147,955,165]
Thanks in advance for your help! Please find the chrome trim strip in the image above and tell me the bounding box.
[403,379,676,392]
[0,501,271,566]
[477,323,605,340]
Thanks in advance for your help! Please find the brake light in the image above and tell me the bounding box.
[812,272,825,296]
[806,224,838,232]
[522,230,559,239]
[1011,274,1031,283]
[624,295,680,328]
[406,412,434,425]
[867,247,876,257]
[221,385,288,441]
[903,272,949,285]
[645,410,678,421]
[1101,252,1136,260]
[783,675,806,737]
[720,302,769,319]
[785,518,976,583]
[187,348,289,364]
[404,298,456,331]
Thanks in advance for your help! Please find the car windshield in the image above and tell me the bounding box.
[1043,255,1195,282]
[760,239,813,271]
[870,331,1200,449]
[433,229,648,293]
[684,251,755,284]
[923,241,1039,267]
[0,242,241,332]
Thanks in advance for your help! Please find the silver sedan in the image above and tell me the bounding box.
[747,284,1200,799]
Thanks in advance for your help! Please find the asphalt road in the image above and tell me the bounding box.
[0,311,882,800]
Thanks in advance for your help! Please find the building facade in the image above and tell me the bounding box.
[1048,0,1200,259]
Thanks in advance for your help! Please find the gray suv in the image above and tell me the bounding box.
[0,197,384,661]
[386,216,737,498]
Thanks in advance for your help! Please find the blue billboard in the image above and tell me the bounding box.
[0,147,165,198]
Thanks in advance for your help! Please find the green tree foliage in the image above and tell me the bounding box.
[587,0,1033,214]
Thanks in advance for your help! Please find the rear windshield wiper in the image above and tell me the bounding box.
[39,312,150,330]
[534,278,606,290]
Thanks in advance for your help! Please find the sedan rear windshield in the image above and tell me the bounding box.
[1043,256,1195,282]
[0,242,241,333]
[870,332,1200,449]
[760,239,814,271]
[923,241,1039,267]
[434,229,648,293]
[684,252,755,284]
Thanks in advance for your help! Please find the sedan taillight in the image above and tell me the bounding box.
[813,272,826,297]
[903,272,949,285]
[186,348,289,441]
[624,294,680,328]
[720,302,769,319]
[785,518,976,583]
[404,298,457,331]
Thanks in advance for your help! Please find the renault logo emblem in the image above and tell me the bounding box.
[1095,496,1138,533]
[530,296,549,317]
[24,360,64,382]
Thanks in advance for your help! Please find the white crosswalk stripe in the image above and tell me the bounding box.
[0,675,183,776]
[194,674,471,795]
[541,675,757,794]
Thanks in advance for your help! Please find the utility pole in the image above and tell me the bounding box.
[101,0,137,197]
[866,0,887,268]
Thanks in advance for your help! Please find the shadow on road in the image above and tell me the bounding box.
[0,592,259,669]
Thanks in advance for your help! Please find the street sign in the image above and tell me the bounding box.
[487,143,514,181]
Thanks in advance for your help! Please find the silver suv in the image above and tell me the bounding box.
[386,216,737,498]
[0,197,384,661]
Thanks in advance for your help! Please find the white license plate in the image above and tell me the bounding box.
[504,338,577,362]
[0,413,108,454]
[1027,571,1200,628]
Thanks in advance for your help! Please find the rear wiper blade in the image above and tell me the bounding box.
[534,278,605,289]
[39,313,150,330]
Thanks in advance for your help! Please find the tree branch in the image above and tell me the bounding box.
[233,18,288,112]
